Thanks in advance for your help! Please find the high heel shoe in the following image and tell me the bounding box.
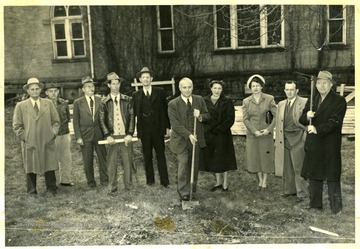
[222,187,229,192]
[210,184,223,192]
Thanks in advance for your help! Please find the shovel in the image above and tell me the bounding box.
[182,115,200,210]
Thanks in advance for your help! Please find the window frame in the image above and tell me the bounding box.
[50,6,87,60]
[327,5,346,45]
[213,5,285,50]
[156,5,175,54]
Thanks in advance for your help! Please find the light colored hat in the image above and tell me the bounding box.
[246,74,265,89]
[316,70,334,83]
[44,82,60,90]
[23,78,44,90]
[136,67,154,79]
[82,76,95,85]
[107,72,120,81]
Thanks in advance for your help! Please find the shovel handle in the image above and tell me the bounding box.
[189,116,197,200]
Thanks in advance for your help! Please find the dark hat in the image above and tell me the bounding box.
[82,76,95,85]
[247,74,265,89]
[136,67,154,79]
[316,70,334,83]
[44,82,60,90]
[23,78,44,90]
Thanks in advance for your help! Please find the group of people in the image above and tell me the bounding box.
[12,68,346,214]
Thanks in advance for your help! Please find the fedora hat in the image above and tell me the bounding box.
[136,67,154,79]
[23,78,44,90]
[44,82,60,90]
[316,70,334,83]
[246,74,265,89]
[107,72,120,81]
[82,76,95,85]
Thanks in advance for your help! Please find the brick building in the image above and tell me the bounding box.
[4,5,355,103]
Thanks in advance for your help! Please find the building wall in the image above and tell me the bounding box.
[4,6,91,84]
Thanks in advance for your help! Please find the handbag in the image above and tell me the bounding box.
[265,110,273,124]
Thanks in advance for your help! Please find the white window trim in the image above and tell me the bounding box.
[156,5,175,53]
[51,6,86,60]
[327,5,346,45]
[214,5,285,50]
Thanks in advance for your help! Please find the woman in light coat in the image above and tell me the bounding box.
[242,74,276,190]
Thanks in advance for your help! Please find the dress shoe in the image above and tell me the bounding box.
[210,184,223,192]
[296,197,304,202]
[162,184,170,188]
[109,187,118,193]
[60,182,74,186]
[88,182,97,188]
[281,193,296,198]
[181,195,190,201]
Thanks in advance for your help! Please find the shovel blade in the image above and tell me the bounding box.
[182,200,200,210]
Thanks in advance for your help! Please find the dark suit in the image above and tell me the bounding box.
[73,95,108,187]
[168,95,210,198]
[299,90,346,213]
[132,87,170,186]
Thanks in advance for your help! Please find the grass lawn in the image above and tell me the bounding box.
[4,105,355,246]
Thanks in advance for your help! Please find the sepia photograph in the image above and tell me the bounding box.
[2,1,357,247]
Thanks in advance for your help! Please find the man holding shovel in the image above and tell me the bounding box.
[168,77,210,202]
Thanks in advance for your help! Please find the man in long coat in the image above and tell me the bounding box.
[168,77,210,201]
[275,81,308,202]
[132,67,170,187]
[299,71,347,214]
[13,78,60,195]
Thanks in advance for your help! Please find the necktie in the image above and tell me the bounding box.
[146,91,150,99]
[114,96,118,106]
[89,97,94,115]
[34,102,39,115]
[285,100,291,114]
[187,98,192,111]
[318,98,322,109]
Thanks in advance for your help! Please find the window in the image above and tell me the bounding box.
[327,5,346,44]
[156,5,175,53]
[51,6,86,59]
[214,5,284,50]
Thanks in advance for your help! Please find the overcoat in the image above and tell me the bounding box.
[299,90,347,181]
[168,94,210,154]
[200,94,237,173]
[242,93,276,173]
[132,87,170,138]
[274,96,307,176]
[13,98,60,174]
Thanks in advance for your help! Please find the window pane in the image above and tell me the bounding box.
[56,41,67,56]
[159,6,172,28]
[73,41,85,56]
[160,30,173,51]
[329,5,343,18]
[267,5,282,45]
[54,6,66,17]
[237,5,260,46]
[329,20,343,42]
[54,24,66,39]
[72,23,83,39]
[216,5,231,48]
[69,6,81,16]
